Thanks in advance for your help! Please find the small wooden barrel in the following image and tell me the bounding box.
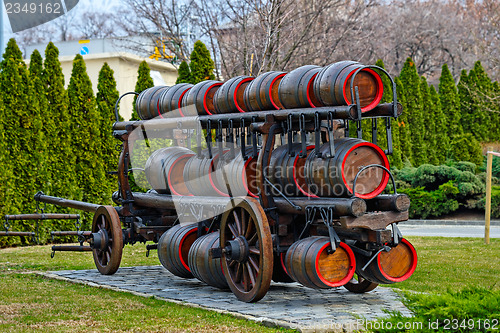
[181,80,222,116]
[184,148,227,196]
[278,65,323,109]
[214,76,254,114]
[158,224,198,278]
[243,71,286,111]
[188,232,228,289]
[144,147,195,195]
[268,144,317,197]
[217,149,259,198]
[136,86,170,120]
[354,239,417,284]
[305,138,390,199]
[158,83,193,117]
[285,236,356,289]
[314,61,383,112]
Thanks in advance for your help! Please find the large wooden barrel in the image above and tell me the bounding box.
[214,76,254,114]
[268,144,317,197]
[285,236,356,289]
[188,232,228,289]
[278,65,323,109]
[184,148,228,197]
[243,71,286,111]
[217,149,259,198]
[313,61,383,112]
[144,147,195,195]
[181,80,222,116]
[304,138,390,199]
[158,224,199,278]
[353,238,417,284]
[136,86,170,120]
[158,83,193,117]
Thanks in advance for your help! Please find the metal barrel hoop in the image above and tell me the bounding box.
[114,92,139,122]
[351,164,397,198]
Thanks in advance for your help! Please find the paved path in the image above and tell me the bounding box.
[42,266,412,333]
[398,222,500,238]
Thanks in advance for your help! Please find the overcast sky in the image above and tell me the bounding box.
[1,0,121,50]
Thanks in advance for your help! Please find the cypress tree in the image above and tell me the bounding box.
[439,64,463,137]
[492,81,500,140]
[176,60,192,84]
[131,60,154,120]
[0,95,14,247]
[469,61,494,141]
[438,63,481,163]
[189,40,216,84]
[429,85,450,164]
[96,62,120,198]
[67,54,108,216]
[28,50,50,191]
[43,42,79,202]
[420,76,439,165]
[395,77,413,165]
[458,69,475,136]
[399,58,426,166]
[0,39,43,244]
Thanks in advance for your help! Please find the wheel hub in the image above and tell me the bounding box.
[224,236,249,263]
[91,228,109,251]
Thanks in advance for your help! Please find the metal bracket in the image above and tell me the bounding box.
[314,112,321,157]
[298,206,317,239]
[299,114,307,158]
[392,223,403,246]
[325,112,336,158]
[318,206,341,252]
[372,118,378,145]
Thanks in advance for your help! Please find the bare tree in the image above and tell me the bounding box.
[196,0,376,78]
[121,0,197,62]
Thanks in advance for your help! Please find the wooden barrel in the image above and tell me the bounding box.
[304,138,390,199]
[158,83,193,117]
[278,65,323,109]
[144,147,195,195]
[158,224,198,278]
[243,71,286,111]
[184,148,228,196]
[353,238,417,284]
[285,236,356,289]
[188,232,228,289]
[217,149,259,198]
[313,61,383,112]
[136,86,170,120]
[268,144,317,197]
[214,76,254,114]
[181,80,222,116]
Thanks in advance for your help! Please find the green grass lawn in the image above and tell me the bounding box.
[1,236,499,332]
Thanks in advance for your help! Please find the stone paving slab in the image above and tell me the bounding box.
[40,266,412,333]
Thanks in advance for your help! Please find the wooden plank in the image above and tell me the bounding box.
[339,211,409,230]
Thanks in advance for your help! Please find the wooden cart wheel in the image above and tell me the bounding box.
[92,206,123,275]
[220,197,273,302]
[343,273,378,293]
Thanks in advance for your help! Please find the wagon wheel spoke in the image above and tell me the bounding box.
[233,210,242,235]
[228,223,239,238]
